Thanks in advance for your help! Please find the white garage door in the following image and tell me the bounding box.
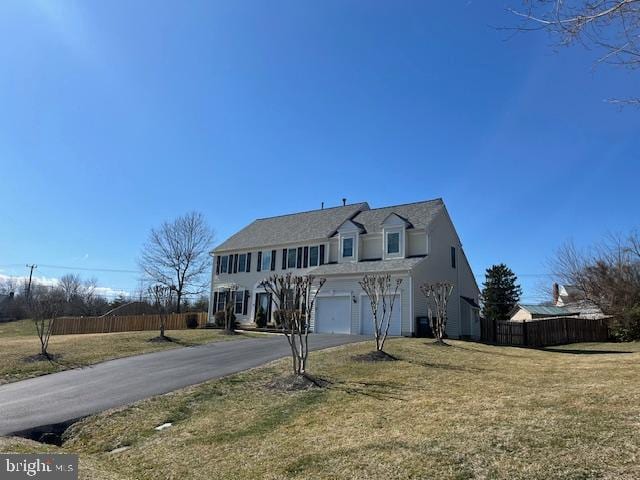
[315,296,351,334]
[360,295,402,336]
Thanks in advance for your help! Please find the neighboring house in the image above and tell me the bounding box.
[552,283,606,319]
[208,198,481,339]
[509,304,579,322]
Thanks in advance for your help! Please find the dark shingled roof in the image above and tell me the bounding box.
[214,203,369,252]
[350,199,444,234]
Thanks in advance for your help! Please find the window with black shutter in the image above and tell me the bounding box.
[296,247,302,268]
[246,252,252,272]
[213,291,218,312]
[243,290,249,315]
[303,247,309,268]
[282,249,287,269]
[233,254,239,273]
[216,256,220,275]
[319,244,325,265]
[271,250,276,270]
[257,251,262,272]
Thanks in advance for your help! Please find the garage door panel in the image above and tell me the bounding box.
[315,296,351,334]
[360,295,401,336]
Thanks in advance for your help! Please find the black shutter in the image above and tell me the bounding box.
[319,245,325,265]
[257,251,262,272]
[297,247,302,268]
[303,246,309,268]
[271,250,276,270]
[243,290,249,315]
[282,249,287,269]
[233,254,238,273]
[216,256,220,275]
[213,291,218,312]
[246,252,252,272]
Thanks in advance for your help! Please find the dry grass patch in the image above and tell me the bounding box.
[0,319,257,384]
[4,339,640,479]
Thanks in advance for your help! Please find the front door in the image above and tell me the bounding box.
[255,293,272,325]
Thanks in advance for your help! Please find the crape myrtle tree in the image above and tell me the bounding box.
[358,274,402,352]
[481,264,522,321]
[139,212,214,313]
[29,288,66,358]
[149,284,174,339]
[420,282,454,345]
[259,273,325,376]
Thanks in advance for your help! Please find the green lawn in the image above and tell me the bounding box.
[0,319,255,384]
[2,338,640,479]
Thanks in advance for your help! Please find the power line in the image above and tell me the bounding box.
[0,263,139,274]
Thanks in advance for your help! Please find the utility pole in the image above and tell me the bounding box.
[25,264,37,300]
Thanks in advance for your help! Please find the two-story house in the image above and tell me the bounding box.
[208,198,481,339]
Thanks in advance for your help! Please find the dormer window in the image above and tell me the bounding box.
[387,232,400,254]
[342,237,354,257]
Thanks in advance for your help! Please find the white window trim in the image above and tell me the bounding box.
[309,245,320,267]
[261,251,272,271]
[383,227,405,260]
[220,255,229,274]
[238,253,247,272]
[287,248,297,269]
[386,231,400,255]
[234,291,244,314]
[341,236,355,259]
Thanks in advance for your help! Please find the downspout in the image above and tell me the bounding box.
[408,273,413,337]
[207,253,215,324]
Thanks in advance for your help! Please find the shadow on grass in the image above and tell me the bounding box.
[313,375,408,401]
[540,347,634,355]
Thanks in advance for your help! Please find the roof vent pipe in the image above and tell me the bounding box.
[342,198,346,206]
[321,202,324,210]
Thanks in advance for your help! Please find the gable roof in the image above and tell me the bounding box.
[214,203,369,252]
[513,304,578,317]
[349,198,444,234]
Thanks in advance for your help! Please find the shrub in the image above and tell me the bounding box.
[214,311,226,327]
[255,306,267,328]
[610,305,640,342]
[185,314,199,329]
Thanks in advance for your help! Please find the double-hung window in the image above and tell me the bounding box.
[234,291,244,314]
[220,256,229,274]
[342,237,353,258]
[387,232,400,255]
[238,254,247,272]
[261,251,272,271]
[287,248,297,269]
[216,292,227,312]
[309,246,319,267]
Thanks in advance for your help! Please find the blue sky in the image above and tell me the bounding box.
[0,1,637,301]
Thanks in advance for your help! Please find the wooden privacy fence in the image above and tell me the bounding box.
[51,312,209,335]
[481,316,610,347]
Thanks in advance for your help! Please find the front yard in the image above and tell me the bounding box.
[2,338,639,479]
[0,319,255,384]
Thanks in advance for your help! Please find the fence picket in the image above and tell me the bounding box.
[51,312,208,335]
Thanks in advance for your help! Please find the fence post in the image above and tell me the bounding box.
[523,320,528,346]
[492,319,497,344]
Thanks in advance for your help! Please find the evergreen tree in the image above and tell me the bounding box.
[481,264,522,321]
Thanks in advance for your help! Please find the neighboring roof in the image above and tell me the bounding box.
[214,203,369,252]
[461,296,480,309]
[513,304,578,316]
[309,257,426,276]
[349,198,444,234]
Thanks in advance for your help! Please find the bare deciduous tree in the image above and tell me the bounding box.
[259,273,325,376]
[509,0,640,104]
[551,230,640,315]
[149,284,174,339]
[358,274,402,352]
[139,212,214,313]
[29,289,66,358]
[420,282,454,345]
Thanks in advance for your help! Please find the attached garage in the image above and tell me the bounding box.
[315,296,351,334]
[360,295,402,336]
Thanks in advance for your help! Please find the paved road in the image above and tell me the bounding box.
[0,334,366,436]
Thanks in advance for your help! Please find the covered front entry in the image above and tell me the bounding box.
[254,292,272,324]
[315,296,351,334]
[360,295,402,336]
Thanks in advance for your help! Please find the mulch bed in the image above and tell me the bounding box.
[147,335,177,343]
[352,350,398,362]
[23,353,62,363]
[265,374,330,392]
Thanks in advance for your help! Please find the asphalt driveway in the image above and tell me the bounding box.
[0,333,366,436]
